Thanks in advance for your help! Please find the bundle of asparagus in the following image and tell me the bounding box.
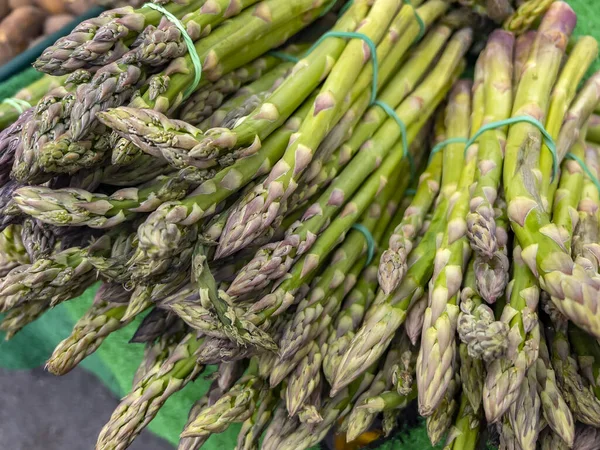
[2,0,599,450]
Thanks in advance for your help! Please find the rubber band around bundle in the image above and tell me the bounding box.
[267,51,300,63]
[428,116,560,182]
[144,3,202,100]
[351,223,375,265]
[565,152,600,193]
[2,98,31,114]
[374,99,414,181]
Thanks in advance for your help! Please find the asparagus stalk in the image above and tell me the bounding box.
[426,368,459,446]
[537,36,598,210]
[573,424,600,449]
[587,114,600,145]
[331,79,471,395]
[345,333,411,442]
[443,393,481,450]
[226,29,470,296]
[218,0,445,257]
[13,173,195,229]
[458,259,508,364]
[277,158,407,359]
[96,332,206,450]
[236,386,277,450]
[504,0,555,35]
[0,299,51,340]
[508,365,541,450]
[128,0,263,67]
[0,75,67,130]
[0,108,34,185]
[34,2,201,75]
[465,30,514,261]
[537,327,575,447]
[0,225,28,277]
[45,283,134,375]
[0,236,110,312]
[483,244,540,423]
[180,359,262,438]
[503,3,600,339]
[184,59,294,126]
[417,39,509,413]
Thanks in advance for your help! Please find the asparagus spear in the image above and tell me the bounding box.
[426,368,459,446]
[345,333,411,442]
[72,0,327,141]
[180,358,262,438]
[130,308,179,344]
[0,75,67,131]
[236,386,277,450]
[0,225,28,277]
[331,80,472,395]
[503,3,600,339]
[183,59,294,126]
[227,29,470,296]
[573,423,600,449]
[128,0,263,67]
[0,236,111,313]
[504,0,555,35]
[0,298,51,340]
[217,0,443,257]
[277,156,407,359]
[417,38,505,413]
[45,283,134,375]
[443,393,481,450]
[96,332,206,450]
[537,326,575,447]
[117,93,312,284]
[458,259,508,364]
[483,244,540,423]
[537,36,598,210]
[508,364,541,450]
[0,108,34,185]
[465,30,514,261]
[34,2,201,75]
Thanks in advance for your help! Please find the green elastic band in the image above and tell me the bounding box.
[339,0,354,15]
[428,137,468,163]
[565,152,600,193]
[304,30,379,105]
[267,51,300,63]
[405,188,417,195]
[321,0,351,17]
[428,116,559,181]
[405,0,425,42]
[2,98,31,114]
[352,224,375,265]
[374,100,414,179]
[144,3,202,100]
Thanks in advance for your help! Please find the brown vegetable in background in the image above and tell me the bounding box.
[44,13,74,35]
[0,6,45,64]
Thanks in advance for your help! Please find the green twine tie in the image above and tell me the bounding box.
[374,99,414,180]
[428,116,560,182]
[267,51,300,63]
[144,3,202,100]
[2,98,31,114]
[405,0,425,42]
[351,224,375,265]
[565,152,600,194]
